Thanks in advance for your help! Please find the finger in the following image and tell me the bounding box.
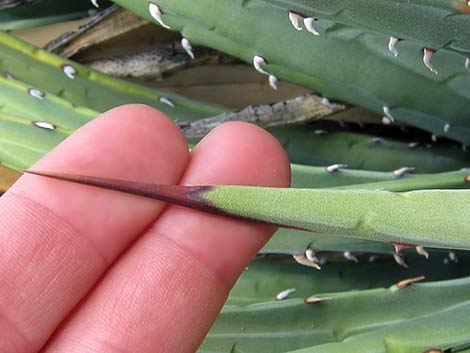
[0,105,189,353]
[42,122,290,353]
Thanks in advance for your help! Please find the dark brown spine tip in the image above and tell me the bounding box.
[23,170,216,211]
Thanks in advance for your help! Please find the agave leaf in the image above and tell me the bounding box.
[285,303,470,353]
[270,125,470,173]
[0,0,112,30]
[22,171,470,250]
[265,169,470,255]
[290,164,415,189]
[259,0,470,55]
[201,277,470,353]
[0,32,227,119]
[231,254,470,301]
[111,0,470,145]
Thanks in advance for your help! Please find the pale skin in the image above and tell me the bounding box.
[0,105,291,353]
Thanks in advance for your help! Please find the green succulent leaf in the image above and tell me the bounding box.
[23,171,470,251]
[0,0,113,30]
[111,0,470,145]
[202,276,470,353]
[260,0,470,55]
[0,32,227,119]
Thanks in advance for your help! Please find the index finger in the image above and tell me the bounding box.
[0,105,189,353]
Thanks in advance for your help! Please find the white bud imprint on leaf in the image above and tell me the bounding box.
[304,17,319,35]
[326,164,348,173]
[344,251,358,263]
[28,88,45,100]
[382,106,395,125]
[393,167,416,177]
[33,121,56,130]
[62,65,77,79]
[423,48,438,75]
[388,37,400,57]
[288,11,304,31]
[276,288,296,301]
[149,2,170,29]
[269,75,279,90]
[253,55,270,75]
[181,38,195,59]
[159,96,175,107]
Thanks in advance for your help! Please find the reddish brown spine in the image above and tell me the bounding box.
[24,170,217,212]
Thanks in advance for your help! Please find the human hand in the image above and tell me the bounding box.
[0,105,290,353]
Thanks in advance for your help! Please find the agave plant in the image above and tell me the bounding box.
[1,0,470,352]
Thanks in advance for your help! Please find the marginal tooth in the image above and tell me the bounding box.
[431,134,438,142]
[393,253,408,268]
[159,96,175,107]
[293,254,321,270]
[344,251,359,263]
[463,145,468,152]
[369,255,379,263]
[382,106,395,125]
[396,275,426,289]
[319,256,328,266]
[393,167,416,177]
[149,2,170,29]
[372,137,383,144]
[449,251,459,263]
[314,129,328,135]
[253,55,270,76]
[416,246,429,259]
[325,164,348,173]
[90,0,99,7]
[425,143,433,149]
[304,17,320,35]
[466,58,470,71]
[388,37,400,57]
[181,38,195,59]
[3,71,14,79]
[276,288,296,301]
[443,123,451,133]
[305,296,331,304]
[305,249,318,263]
[269,75,279,90]
[443,257,450,265]
[423,48,438,75]
[62,65,77,79]
[32,121,56,130]
[408,141,419,149]
[288,11,304,31]
[28,88,45,100]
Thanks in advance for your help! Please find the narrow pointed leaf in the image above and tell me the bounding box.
[24,171,470,250]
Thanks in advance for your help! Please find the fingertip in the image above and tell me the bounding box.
[190,121,291,188]
[8,104,190,262]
